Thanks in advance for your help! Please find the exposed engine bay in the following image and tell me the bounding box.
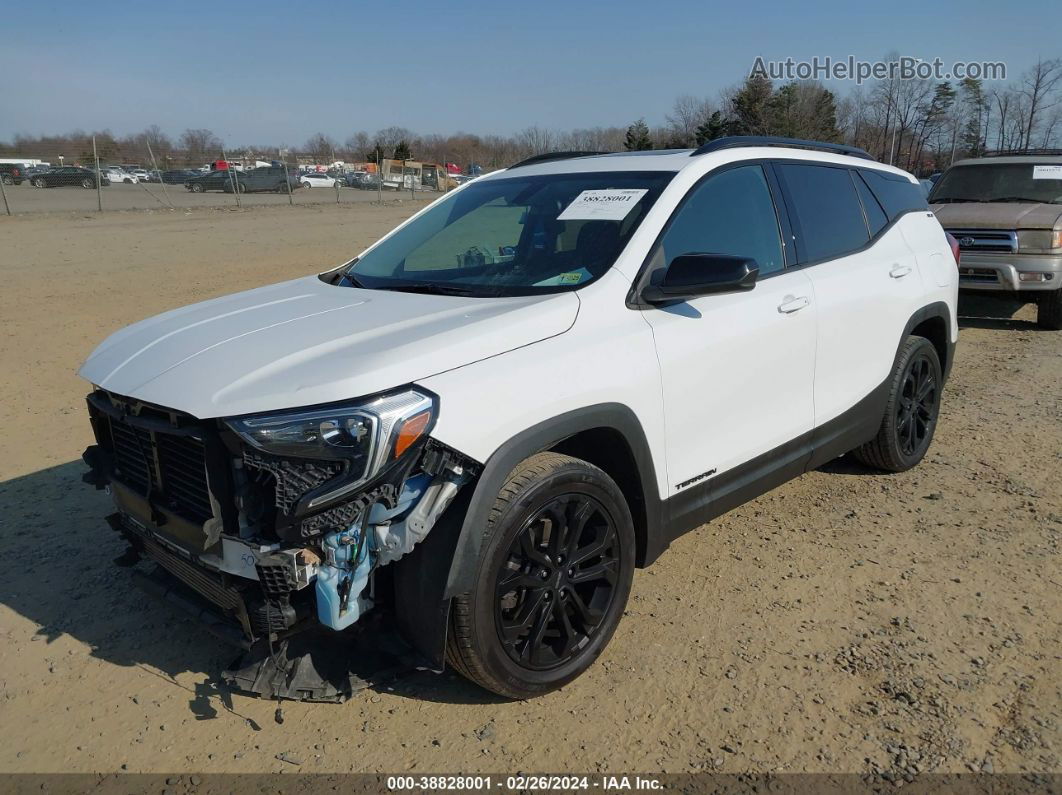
[81,388,480,698]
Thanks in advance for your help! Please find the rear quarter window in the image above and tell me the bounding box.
[859,168,928,220]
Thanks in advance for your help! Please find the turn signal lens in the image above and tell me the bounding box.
[394,410,432,458]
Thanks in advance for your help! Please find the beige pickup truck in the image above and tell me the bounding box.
[930,153,1062,329]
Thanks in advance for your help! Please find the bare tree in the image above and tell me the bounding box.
[1018,58,1062,150]
[179,128,222,166]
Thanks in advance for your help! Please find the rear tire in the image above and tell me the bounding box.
[190,183,203,193]
[852,336,942,472]
[1037,289,1062,330]
[33,177,46,188]
[81,178,94,189]
[446,452,635,699]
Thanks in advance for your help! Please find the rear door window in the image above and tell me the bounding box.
[776,163,869,263]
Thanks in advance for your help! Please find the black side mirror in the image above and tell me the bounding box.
[641,253,759,304]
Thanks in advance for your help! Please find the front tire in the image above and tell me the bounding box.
[189,183,203,193]
[446,453,635,699]
[33,177,46,188]
[853,335,942,472]
[81,178,94,189]
[1037,289,1062,330]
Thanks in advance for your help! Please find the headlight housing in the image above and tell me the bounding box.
[226,388,436,510]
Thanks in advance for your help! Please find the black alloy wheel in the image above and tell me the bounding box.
[495,493,620,670]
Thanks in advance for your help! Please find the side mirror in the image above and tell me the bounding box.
[641,253,759,304]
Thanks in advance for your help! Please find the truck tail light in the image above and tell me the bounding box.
[945,232,961,266]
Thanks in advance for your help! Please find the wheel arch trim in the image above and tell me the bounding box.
[442,402,661,599]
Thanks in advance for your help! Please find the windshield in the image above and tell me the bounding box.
[929,163,1062,204]
[343,170,674,296]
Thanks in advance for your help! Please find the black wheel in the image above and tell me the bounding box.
[190,183,203,193]
[1037,290,1062,330]
[853,336,942,472]
[33,177,46,188]
[447,452,635,699]
[81,178,94,189]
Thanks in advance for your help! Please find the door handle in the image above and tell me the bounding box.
[890,264,913,279]
[777,295,810,314]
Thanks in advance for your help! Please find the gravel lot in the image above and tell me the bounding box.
[0,180,433,215]
[0,203,1058,777]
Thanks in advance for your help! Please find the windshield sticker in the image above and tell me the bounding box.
[534,268,591,287]
[1032,165,1062,180]
[557,189,648,221]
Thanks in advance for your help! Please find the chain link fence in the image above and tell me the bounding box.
[0,137,465,217]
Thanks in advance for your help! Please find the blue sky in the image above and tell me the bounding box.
[2,0,1058,145]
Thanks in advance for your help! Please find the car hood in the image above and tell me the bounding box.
[79,275,579,418]
[931,202,1062,230]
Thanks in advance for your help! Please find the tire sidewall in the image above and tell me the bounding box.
[886,337,943,469]
[466,462,635,697]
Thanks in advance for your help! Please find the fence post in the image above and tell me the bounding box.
[280,149,294,206]
[146,140,173,208]
[376,146,383,205]
[0,171,10,215]
[222,148,241,208]
[92,135,102,212]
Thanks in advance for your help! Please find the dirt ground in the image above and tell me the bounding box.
[0,202,1058,778]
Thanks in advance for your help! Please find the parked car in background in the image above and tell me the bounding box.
[31,167,110,188]
[130,168,153,183]
[102,167,138,184]
[185,170,239,192]
[930,153,1062,329]
[161,169,200,184]
[229,166,302,193]
[346,171,381,189]
[0,163,27,185]
[300,172,341,188]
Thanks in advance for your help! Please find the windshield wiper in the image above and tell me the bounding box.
[377,282,480,297]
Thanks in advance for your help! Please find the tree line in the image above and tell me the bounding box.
[2,56,1058,177]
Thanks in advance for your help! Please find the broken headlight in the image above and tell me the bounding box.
[226,389,436,510]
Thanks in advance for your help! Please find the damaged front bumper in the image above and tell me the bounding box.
[82,388,480,666]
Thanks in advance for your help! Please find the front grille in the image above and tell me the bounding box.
[140,534,242,613]
[101,401,215,526]
[959,266,1001,284]
[946,228,1018,253]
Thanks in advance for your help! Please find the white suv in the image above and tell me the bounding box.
[79,137,958,700]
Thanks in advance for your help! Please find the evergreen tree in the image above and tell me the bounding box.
[694,111,729,144]
[729,75,773,136]
[624,118,653,151]
[393,140,413,160]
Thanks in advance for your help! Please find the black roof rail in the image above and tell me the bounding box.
[979,148,1062,157]
[508,151,610,169]
[690,136,874,161]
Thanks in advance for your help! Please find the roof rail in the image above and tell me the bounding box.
[690,136,873,161]
[979,148,1062,157]
[508,151,610,169]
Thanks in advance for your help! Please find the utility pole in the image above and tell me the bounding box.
[92,135,102,212]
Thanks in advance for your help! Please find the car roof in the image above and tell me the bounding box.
[950,154,1062,167]
[481,147,915,182]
